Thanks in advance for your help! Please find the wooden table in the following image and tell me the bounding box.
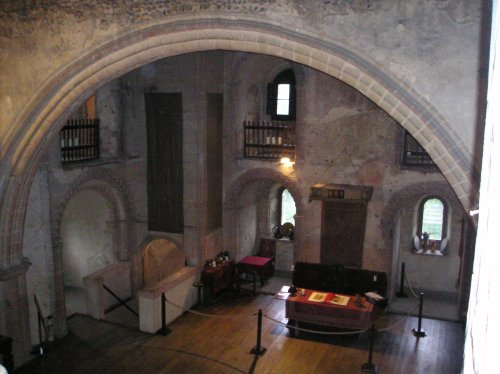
[286,288,373,334]
[201,260,234,305]
[237,255,274,286]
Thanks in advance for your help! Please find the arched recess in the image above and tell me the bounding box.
[51,170,131,335]
[225,168,304,261]
[380,181,474,320]
[0,20,475,271]
[130,233,184,292]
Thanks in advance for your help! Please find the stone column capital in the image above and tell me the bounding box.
[0,257,31,281]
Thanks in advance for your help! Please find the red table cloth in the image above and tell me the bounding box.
[286,288,373,330]
[238,255,274,288]
[239,256,273,267]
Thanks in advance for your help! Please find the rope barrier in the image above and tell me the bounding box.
[166,294,419,336]
[159,275,429,372]
[164,273,422,337]
[378,303,420,332]
[164,297,256,319]
[403,267,420,298]
[262,313,369,335]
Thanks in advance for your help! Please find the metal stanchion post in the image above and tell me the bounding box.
[395,262,408,298]
[157,293,171,336]
[361,324,377,373]
[251,309,266,356]
[37,313,44,356]
[412,292,427,337]
[192,281,204,308]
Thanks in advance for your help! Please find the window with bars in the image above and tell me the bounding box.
[60,118,100,163]
[243,120,295,160]
[402,130,435,167]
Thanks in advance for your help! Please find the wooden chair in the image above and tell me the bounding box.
[236,238,277,294]
[256,238,276,277]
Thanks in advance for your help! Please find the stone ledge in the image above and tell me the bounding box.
[0,257,31,281]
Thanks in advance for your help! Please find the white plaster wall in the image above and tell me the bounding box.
[464,3,500,371]
[60,190,114,289]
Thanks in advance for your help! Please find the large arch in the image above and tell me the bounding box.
[0,20,475,269]
[0,18,477,358]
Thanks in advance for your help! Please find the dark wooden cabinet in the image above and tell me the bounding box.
[201,260,235,305]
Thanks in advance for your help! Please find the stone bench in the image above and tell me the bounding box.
[84,261,132,320]
[137,238,196,333]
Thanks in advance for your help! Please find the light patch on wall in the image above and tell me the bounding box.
[60,189,115,288]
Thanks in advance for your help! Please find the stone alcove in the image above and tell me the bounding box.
[225,168,304,270]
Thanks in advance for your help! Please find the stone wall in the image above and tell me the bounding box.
[17,46,472,365]
[21,51,225,346]
[223,53,459,278]
[0,0,486,362]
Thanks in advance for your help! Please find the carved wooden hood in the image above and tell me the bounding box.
[309,183,373,202]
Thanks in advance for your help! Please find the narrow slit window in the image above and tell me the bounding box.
[277,84,290,115]
[280,189,296,226]
[421,198,444,240]
[267,69,296,121]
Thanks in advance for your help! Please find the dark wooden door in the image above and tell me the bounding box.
[145,93,184,233]
[320,201,367,267]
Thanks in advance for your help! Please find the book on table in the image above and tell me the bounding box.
[329,295,350,306]
[308,292,328,302]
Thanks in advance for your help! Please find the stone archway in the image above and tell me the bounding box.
[51,170,131,336]
[380,181,471,317]
[0,18,478,359]
[225,167,304,261]
[0,21,476,271]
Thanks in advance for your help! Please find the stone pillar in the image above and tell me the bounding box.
[293,213,303,265]
[0,257,32,364]
[50,239,68,339]
[223,207,238,260]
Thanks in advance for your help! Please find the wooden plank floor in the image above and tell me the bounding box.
[16,294,465,374]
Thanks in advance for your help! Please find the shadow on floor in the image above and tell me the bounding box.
[388,294,460,322]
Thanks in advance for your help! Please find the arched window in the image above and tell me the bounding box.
[278,188,296,226]
[266,69,296,121]
[418,196,447,241]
